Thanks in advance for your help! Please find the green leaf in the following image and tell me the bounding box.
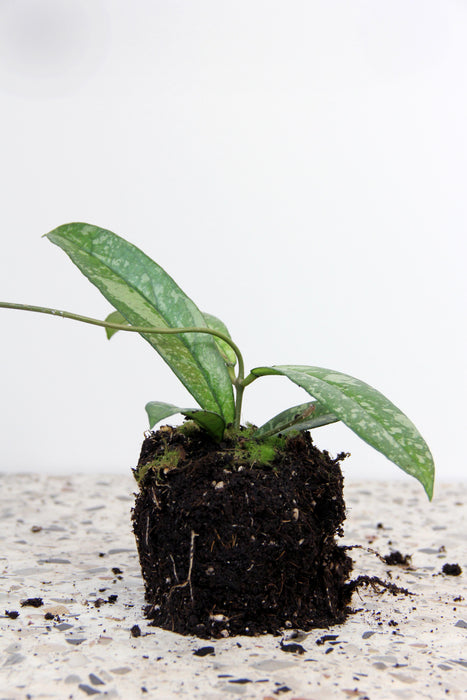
[202,313,237,366]
[105,311,237,370]
[145,401,182,427]
[104,310,128,339]
[103,307,238,368]
[145,401,225,441]
[182,409,225,441]
[251,365,435,499]
[45,223,235,422]
[254,401,338,438]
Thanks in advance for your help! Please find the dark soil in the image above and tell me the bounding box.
[132,425,354,638]
[20,597,43,608]
[442,563,462,576]
[384,550,412,566]
[5,610,19,619]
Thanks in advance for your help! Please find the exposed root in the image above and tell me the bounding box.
[344,544,389,564]
[345,574,412,598]
[167,530,198,603]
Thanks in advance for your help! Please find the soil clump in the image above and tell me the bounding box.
[132,425,354,638]
[383,551,412,566]
[442,563,462,576]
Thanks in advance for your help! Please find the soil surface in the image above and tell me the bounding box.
[132,425,353,638]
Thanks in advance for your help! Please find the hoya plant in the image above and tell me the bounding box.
[0,223,434,499]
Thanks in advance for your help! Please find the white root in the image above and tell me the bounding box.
[167,530,198,603]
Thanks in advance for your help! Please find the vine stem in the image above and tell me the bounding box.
[0,301,246,429]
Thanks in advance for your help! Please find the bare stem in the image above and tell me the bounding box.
[0,301,246,428]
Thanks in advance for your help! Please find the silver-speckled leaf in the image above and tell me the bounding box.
[254,401,338,438]
[145,401,225,441]
[46,223,235,422]
[251,365,434,499]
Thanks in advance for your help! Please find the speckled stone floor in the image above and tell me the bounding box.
[0,473,465,700]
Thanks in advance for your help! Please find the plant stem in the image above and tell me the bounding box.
[240,372,259,388]
[0,301,246,427]
[233,381,244,431]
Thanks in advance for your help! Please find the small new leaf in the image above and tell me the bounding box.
[104,310,129,339]
[145,401,225,442]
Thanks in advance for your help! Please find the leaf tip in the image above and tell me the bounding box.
[425,477,435,502]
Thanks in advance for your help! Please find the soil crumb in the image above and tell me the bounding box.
[384,551,412,566]
[5,610,19,619]
[442,563,462,576]
[20,598,43,608]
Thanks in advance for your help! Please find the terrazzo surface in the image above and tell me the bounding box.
[0,473,465,700]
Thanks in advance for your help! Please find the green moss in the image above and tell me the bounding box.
[135,448,181,485]
[232,433,286,467]
[133,424,288,485]
[177,420,201,438]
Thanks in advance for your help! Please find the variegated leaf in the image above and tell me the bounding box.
[251,365,434,499]
[46,223,235,422]
[254,401,338,438]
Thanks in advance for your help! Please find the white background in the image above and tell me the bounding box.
[1,1,466,492]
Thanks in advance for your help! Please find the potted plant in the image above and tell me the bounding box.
[0,223,434,638]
